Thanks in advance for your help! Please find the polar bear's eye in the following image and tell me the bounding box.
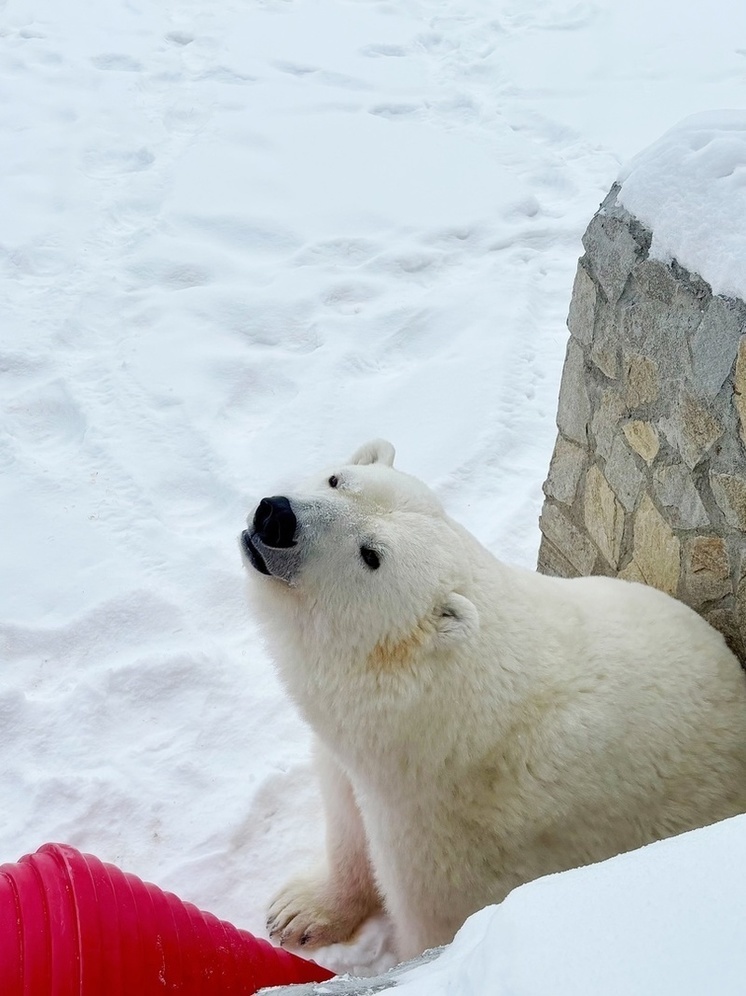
[328,475,339,488]
[360,546,381,570]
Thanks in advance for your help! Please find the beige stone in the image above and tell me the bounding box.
[537,536,580,579]
[583,465,624,568]
[630,495,680,596]
[683,536,731,603]
[735,336,746,450]
[709,473,746,531]
[539,503,597,576]
[618,560,645,584]
[590,340,618,380]
[625,354,659,408]
[622,420,659,465]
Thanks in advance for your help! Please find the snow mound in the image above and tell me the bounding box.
[268,812,746,996]
[617,111,746,300]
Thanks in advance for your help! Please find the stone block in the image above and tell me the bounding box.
[538,503,597,576]
[583,465,624,568]
[581,202,642,305]
[735,335,746,450]
[682,536,731,603]
[620,261,701,383]
[652,464,710,530]
[709,473,746,531]
[624,353,660,408]
[629,258,679,306]
[566,261,596,345]
[691,297,746,400]
[622,420,659,465]
[537,535,580,579]
[628,494,680,596]
[737,575,746,659]
[618,559,645,584]
[542,436,587,505]
[591,389,625,461]
[660,392,724,470]
[590,338,618,380]
[556,339,591,446]
[605,434,643,512]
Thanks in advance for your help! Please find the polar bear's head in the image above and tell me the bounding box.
[241,440,479,657]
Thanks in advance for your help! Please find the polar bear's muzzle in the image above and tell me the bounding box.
[242,496,299,583]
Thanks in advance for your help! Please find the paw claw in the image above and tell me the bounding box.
[266,873,368,949]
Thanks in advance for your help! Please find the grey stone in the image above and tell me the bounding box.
[591,389,625,461]
[660,392,724,469]
[582,198,644,305]
[710,473,746,530]
[605,434,643,511]
[542,436,587,505]
[539,502,597,576]
[620,260,702,383]
[691,296,746,399]
[590,333,619,380]
[566,261,596,345]
[556,339,591,446]
[652,464,710,530]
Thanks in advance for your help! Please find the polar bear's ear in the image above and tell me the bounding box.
[434,592,479,646]
[349,439,396,467]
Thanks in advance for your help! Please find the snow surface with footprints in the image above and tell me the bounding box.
[2,0,746,984]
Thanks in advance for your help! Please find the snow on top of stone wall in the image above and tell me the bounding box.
[617,110,746,301]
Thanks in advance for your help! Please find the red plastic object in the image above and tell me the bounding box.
[0,843,334,995]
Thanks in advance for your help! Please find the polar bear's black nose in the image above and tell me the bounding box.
[254,496,297,548]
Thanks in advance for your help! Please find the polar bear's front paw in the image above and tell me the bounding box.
[266,874,367,949]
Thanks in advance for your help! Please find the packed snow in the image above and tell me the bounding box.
[1,0,746,991]
[618,110,746,300]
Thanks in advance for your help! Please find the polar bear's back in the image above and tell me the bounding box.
[481,568,746,861]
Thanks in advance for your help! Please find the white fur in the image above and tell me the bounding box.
[243,441,746,961]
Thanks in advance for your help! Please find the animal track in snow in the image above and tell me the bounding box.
[359,43,408,58]
[4,379,87,451]
[293,237,381,268]
[165,31,194,46]
[321,280,381,314]
[90,53,143,72]
[125,259,213,292]
[80,145,155,177]
[369,102,422,118]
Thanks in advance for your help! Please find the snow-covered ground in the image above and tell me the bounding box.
[2,0,745,990]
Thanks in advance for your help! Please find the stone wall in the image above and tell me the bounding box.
[538,184,746,664]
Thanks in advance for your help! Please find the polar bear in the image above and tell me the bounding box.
[241,440,746,962]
